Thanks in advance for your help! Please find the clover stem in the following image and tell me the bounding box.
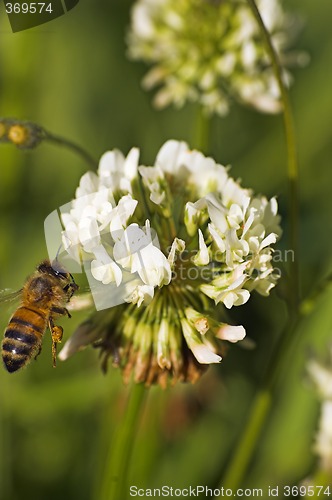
[215,0,301,493]
[43,130,98,169]
[99,384,147,500]
[194,106,211,153]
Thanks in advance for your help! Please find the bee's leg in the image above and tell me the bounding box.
[51,305,71,319]
[49,317,63,368]
[63,282,78,300]
[34,345,42,361]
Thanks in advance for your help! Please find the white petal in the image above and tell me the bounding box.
[130,2,155,38]
[168,238,186,266]
[114,224,147,259]
[313,399,332,469]
[184,198,207,236]
[219,289,251,309]
[222,292,237,309]
[208,224,226,253]
[109,196,138,236]
[260,233,277,250]
[124,281,155,307]
[61,223,81,262]
[308,361,332,399]
[124,147,139,180]
[91,261,121,286]
[78,217,100,252]
[76,172,99,198]
[139,166,165,205]
[81,205,98,220]
[139,165,164,182]
[98,149,125,178]
[150,191,166,205]
[190,344,222,364]
[181,318,221,364]
[245,94,282,114]
[157,319,171,369]
[155,140,188,174]
[193,229,209,266]
[137,244,172,286]
[215,324,246,343]
[242,209,256,237]
[205,193,228,233]
[59,322,100,360]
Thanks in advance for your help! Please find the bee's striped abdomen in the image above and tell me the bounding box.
[2,306,47,373]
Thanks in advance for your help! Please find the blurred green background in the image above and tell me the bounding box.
[0,0,332,498]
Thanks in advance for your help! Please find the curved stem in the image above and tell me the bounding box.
[43,130,98,169]
[99,384,147,500]
[246,0,300,315]
[216,0,301,493]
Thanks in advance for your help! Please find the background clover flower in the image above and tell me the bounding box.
[60,140,281,386]
[307,352,332,473]
[127,0,301,116]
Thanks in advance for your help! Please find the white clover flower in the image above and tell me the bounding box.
[307,352,332,473]
[127,0,302,116]
[59,140,281,386]
[113,222,171,287]
[138,165,167,207]
[98,147,139,193]
[308,359,332,400]
[315,402,332,472]
[90,245,122,286]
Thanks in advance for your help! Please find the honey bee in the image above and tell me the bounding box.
[1,259,78,373]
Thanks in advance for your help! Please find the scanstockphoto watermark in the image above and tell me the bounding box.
[168,248,294,283]
[129,484,331,497]
[129,485,265,497]
[272,249,295,264]
[171,261,282,284]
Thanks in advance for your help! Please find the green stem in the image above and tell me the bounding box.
[43,130,98,169]
[303,469,331,499]
[0,390,11,500]
[245,0,300,315]
[99,384,147,500]
[221,391,272,489]
[310,469,331,488]
[219,266,332,492]
[217,308,300,495]
[218,343,284,491]
[215,0,301,493]
[193,106,211,153]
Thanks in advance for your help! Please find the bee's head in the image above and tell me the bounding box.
[38,260,79,295]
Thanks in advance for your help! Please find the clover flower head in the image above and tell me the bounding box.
[127,0,302,116]
[60,140,281,386]
[307,350,332,472]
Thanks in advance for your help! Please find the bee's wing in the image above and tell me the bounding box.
[0,289,22,304]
